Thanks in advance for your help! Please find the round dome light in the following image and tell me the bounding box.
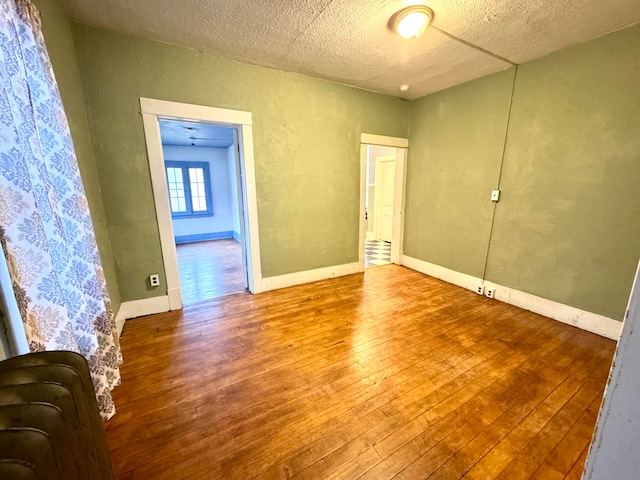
[389,5,434,39]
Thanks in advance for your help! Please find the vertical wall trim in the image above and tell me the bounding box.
[0,242,29,355]
[583,259,640,478]
[141,112,182,310]
[480,65,519,281]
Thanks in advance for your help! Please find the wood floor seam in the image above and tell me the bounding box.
[106,265,615,480]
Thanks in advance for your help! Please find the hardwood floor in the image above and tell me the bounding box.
[176,239,246,304]
[106,265,615,479]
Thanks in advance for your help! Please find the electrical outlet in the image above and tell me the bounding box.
[485,288,495,299]
[475,285,484,295]
[149,274,160,287]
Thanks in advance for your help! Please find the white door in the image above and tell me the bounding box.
[376,159,395,242]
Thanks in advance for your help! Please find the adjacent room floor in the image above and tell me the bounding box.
[175,239,246,304]
[106,265,615,479]
[364,239,391,268]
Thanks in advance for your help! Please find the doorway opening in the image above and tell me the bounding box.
[365,146,396,268]
[159,119,246,304]
[359,134,408,271]
[141,98,263,312]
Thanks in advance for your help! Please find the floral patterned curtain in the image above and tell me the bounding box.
[0,0,122,419]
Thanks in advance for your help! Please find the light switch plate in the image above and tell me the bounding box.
[491,190,500,202]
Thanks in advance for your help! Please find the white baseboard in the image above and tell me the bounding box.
[402,255,483,293]
[261,262,360,292]
[402,255,622,341]
[482,280,622,340]
[115,305,126,337]
[119,295,171,322]
[167,287,182,311]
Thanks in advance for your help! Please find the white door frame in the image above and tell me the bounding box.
[0,242,28,355]
[359,133,408,270]
[583,258,640,478]
[140,98,263,311]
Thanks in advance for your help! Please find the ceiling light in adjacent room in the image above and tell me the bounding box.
[389,5,434,39]
[400,84,410,92]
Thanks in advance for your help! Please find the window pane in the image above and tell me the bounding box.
[189,168,203,183]
[168,164,212,216]
[193,196,206,211]
[189,168,208,212]
[166,167,187,213]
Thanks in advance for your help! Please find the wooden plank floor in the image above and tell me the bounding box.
[106,265,615,479]
[176,239,246,304]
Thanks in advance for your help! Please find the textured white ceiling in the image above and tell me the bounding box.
[159,120,235,148]
[58,0,640,99]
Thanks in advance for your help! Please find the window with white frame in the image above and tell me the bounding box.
[165,161,213,218]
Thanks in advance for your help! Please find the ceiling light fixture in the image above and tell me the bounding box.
[389,5,434,39]
[400,84,410,92]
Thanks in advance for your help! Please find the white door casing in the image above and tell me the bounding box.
[582,259,640,479]
[358,134,408,271]
[390,148,407,265]
[140,98,263,311]
[230,132,248,288]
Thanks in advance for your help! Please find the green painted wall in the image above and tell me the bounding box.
[406,25,640,320]
[33,0,122,311]
[404,69,515,277]
[71,24,410,301]
[485,25,640,320]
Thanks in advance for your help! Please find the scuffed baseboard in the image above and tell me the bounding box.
[402,255,622,341]
[262,262,360,292]
[116,295,171,337]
